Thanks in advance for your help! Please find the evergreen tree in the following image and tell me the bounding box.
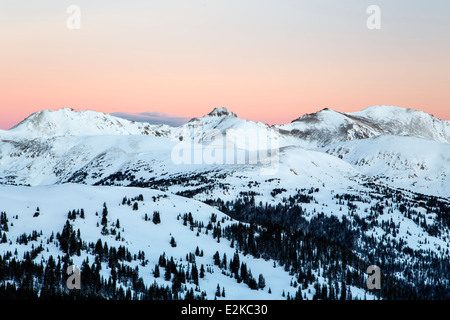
[258,274,266,289]
[215,284,221,297]
[153,211,161,224]
[101,203,108,227]
[340,282,347,300]
[213,251,221,267]
[200,265,205,279]
[191,264,199,285]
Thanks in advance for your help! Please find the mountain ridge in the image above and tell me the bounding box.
[277,105,450,146]
[1,105,448,196]
[4,106,448,146]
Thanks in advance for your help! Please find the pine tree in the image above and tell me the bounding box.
[240,263,248,282]
[101,203,108,227]
[258,274,266,289]
[340,282,347,300]
[164,264,171,281]
[153,211,161,224]
[295,288,303,300]
[222,253,227,270]
[213,251,221,267]
[215,284,221,297]
[200,264,205,279]
[191,264,199,285]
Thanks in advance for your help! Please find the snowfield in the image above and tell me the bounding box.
[0,105,449,300]
[0,184,375,300]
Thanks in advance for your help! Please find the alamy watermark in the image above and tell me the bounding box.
[66,265,81,290]
[367,5,381,30]
[65,5,380,31]
[66,5,81,30]
[366,265,381,290]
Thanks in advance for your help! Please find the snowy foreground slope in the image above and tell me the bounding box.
[0,105,449,300]
[0,184,374,300]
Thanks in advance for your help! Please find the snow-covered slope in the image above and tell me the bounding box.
[323,135,450,197]
[0,183,375,300]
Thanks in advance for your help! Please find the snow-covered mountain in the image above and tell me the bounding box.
[1,105,449,300]
[1,105,448,196]
[4,108,173,139]
[276,105,450,148]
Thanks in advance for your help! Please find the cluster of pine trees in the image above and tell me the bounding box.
[0,212,8,243]
[199,184,450,299]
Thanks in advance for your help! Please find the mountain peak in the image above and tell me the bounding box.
[290,107,341,123]
[206,107,237,118]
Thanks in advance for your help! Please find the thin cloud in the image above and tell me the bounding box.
[111,111,190,127]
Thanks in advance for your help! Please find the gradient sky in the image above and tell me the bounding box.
[1,0,449,129]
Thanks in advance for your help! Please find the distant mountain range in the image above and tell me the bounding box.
[1,105,448,196]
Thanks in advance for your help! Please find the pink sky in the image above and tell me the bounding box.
[1,1,449,129]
